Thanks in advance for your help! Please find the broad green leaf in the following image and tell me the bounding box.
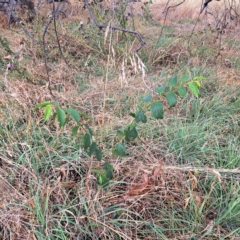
[155,86,166,94]
[72,126,79,137]
[125,127,138,141]
[52,112,57,122]
[169,76,177,87]
[141,95,152,102]
[104,161,114,179]
[135,111,147,123]
[83,133,91,150]
[177,86,187,98]
[180,75,191,83]
[56,107,66,127]
[65,108,80,123]
[188,82,199,98]
[44,105,52,122]
[166,91,178,107]
[117,129,125,138]
[84,124,93,137]
[90,142,97,156]
[98,172,109,187]
[51,101,59,106]
[95,149,102,161]
[195,81,201,87]
[35,101,51,109]
[114,143,126,157]
[151,101,164,119]
[130,112,136,118]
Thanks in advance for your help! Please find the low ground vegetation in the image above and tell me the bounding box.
[0,0,240,239]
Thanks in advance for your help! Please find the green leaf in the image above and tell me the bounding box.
[151,101,164,119]
[117,129,125,138]
[166,91,178,107]
[52,112,57,122]
[114,143,126,157]
[84,124,93,137]
[193,75,205,81]
[135,111,147,123]
[51,101,59,106]
[56,107,66,128]
[90,142,97,156]
[98,171,110,187]
[44,105,52,122]
[169,76,177,87]
[35,101,58,110]
[80,113,90,119]
[125,126,138,141]
[95,149,102,161]
[180,75,191,83]
[83,133,91,150]
[141,95,152,102]
[98,172,108,186]
[104,161,114,179]
[65,108,80,123]
[155,86,166,94]
[130,112,136,118]
[177,86,187,98]
[91,169,101,175]
[188,82,199,98]
[195,81,201,87]
[72,126,79,137]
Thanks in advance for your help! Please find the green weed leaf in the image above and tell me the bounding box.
[80,113,90,119]
[166,92,177,107]
[135,111,147,123]
[35,101,59,110]
[125,126,138,141]
[91,169,101,175]
[90,142,97,156]
[195,81,201,87]
[141,95,152,102]
[169,76,177,87]
[98,172,108,186]
[84,124,93,137]
[83,133,91,150]
[117,129,125,138]
[155,86,166,94]
[56,107,66,127]
[95,149,102,161]
[130,112,136,118]
[44,105,52,122]
[177,86,187,98]
[193,76,205,81]
[65,108,80,123]
[114,143,126,157]
[104,161,114,179]
[180,75,191,83]
[151,101,164,119]
[188,82,199,98]
[52,112,57,122]
[72,126,79,137]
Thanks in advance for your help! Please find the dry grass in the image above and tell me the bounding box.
[0,0,240,239]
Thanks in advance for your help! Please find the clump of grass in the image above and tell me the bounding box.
[1,1,240,239]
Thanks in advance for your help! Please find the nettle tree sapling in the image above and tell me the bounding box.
[35,75,204,187]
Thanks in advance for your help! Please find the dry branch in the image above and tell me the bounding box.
[83,0,146,53]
